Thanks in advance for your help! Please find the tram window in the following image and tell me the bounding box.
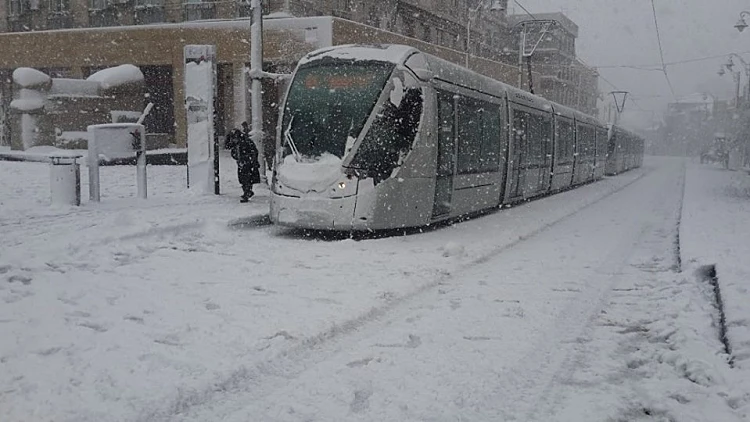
[481,105,502,171]
[584,127,592,157]
[349,86,424,183]
[281,61,393,160]
[457,98,502,174]
[528,114,544,165]
[436,92,455,177]
[457,99,482,174]
[513,110,529,161]
[541,118,552,162]
[556,119,574,163]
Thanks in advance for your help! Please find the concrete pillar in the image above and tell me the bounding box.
[172,57,186,146]
[232,62,247,129]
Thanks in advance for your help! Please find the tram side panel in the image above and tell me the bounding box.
[594,126,608,180]
[355,85,439,229]
[550,114,576,192]
[572,123,596,185]
[506,104,554,201]
[431,87,507,219]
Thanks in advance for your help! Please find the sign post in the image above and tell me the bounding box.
[184,45,219,194]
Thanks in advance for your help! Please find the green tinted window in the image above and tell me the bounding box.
[281,60,394,159]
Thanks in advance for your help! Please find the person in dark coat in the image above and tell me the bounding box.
[226,122,261,202]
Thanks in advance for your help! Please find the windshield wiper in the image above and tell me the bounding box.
[284,116,301,162]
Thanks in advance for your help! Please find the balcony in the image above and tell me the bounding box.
[89,7,119,27]
[184,1,216,21]
[134,4,164,24]
[8,14,32,32]
[47,12,74,29]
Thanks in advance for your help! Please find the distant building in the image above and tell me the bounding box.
[658,93,714,156]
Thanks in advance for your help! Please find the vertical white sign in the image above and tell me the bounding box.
[185,45,217,193]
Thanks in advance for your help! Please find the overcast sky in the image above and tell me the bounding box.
[513,0,750,129]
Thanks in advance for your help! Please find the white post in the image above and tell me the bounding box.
[49,155,82,206]
[250,0,266,183]
[518,23,525,89]
[87,127,100,202]
[136,104,152,200]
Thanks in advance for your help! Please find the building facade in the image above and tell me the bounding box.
[507,12,599,116]
[0,0,600,150]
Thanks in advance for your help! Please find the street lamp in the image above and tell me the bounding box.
[513,19,558,92]
[725,53,750,106]
[465,0,505,68]
[735,11,750,33]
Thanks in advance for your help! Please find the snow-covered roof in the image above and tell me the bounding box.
[300,44,417,66]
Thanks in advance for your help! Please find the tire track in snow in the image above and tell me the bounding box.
[519,163,687,421]
[141,169,652,421]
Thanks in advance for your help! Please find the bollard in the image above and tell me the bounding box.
[49,154,83,206]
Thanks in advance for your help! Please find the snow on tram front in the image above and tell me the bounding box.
[270,45,432,230]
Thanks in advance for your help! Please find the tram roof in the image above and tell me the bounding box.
[299,44,418,66]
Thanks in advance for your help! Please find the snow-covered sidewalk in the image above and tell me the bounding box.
[0,157,646,421]
[3,157,750,421]
[681,163,750,371]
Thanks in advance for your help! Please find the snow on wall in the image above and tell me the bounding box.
[10,98,45,113]
[10,88,45,113]
[87,64,144,90]
[21,114,39,150]
[49,78,101,98]
[185,61,212,103]
[12,67,51,89]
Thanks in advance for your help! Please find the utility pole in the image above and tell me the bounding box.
[514,19,557,91]
[250,0,265,183]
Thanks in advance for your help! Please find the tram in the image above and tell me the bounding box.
[270,44,644,231]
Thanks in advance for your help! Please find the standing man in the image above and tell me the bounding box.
[227,122,261,202]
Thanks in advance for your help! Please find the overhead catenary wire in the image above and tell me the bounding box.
[649,0,677,100]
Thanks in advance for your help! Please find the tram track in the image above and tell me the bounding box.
[517,159,688,421]
[144,168,653,421]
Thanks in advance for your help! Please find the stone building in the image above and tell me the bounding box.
[507,12,599,116]
[0,0,599,149]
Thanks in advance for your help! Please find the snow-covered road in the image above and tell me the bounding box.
[0,157,746,421]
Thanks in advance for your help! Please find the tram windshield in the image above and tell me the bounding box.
[281,59,394,160]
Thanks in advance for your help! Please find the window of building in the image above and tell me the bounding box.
[8,0,29,16]
[135,0,165,24]
[89,2,119,27]
[184,0,217,21]
[89,0,107,10]
[48,0,69,13]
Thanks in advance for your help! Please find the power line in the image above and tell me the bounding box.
[649,0,677,100]
[512,0,660,117]
[512,0,537,20]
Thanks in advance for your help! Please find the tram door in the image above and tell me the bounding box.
[433,92,456,218]
[539,116,553,192]
[508,108,527,199]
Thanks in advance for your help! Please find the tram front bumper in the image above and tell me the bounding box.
[271,193,358,230]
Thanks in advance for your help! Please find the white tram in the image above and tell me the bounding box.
[270,44,644,231]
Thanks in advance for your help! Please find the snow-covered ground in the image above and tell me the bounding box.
[681,163,750,385]
[0,156,748,421]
